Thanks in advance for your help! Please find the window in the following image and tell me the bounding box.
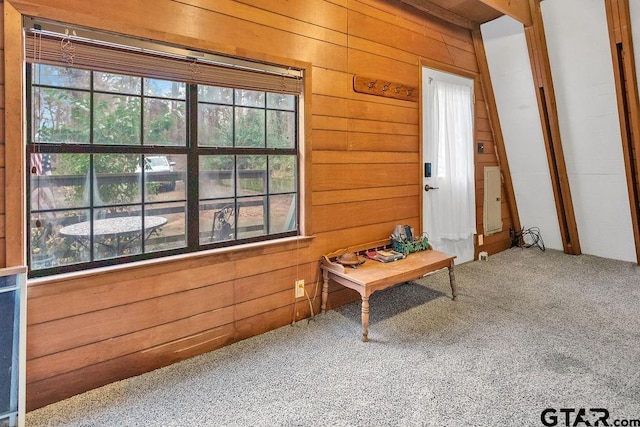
[25,24,302,277]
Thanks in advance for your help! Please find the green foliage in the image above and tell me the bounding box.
[235,107,265,148]
[93,94,141,144]
[35,88,90,143]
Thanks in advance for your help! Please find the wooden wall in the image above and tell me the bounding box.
[2,0,514,410]
[0,0,5,266]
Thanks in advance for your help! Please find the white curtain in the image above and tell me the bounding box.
[425,79,476,244]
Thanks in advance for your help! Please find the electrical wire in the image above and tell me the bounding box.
[511,226,545,251]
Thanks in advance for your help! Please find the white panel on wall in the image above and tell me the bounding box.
[484,166,503,235]
[481,16,563,250]
[542,0,636,262]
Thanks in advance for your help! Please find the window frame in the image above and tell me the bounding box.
[24,29,304,278]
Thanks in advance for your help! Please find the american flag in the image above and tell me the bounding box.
[31,152,52,176]
[31,153,56,213]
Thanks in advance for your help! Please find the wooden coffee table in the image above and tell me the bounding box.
[321,244,457,342]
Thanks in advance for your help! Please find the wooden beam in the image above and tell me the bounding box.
[4,1,26,267]
[471,28,522,234]
[398,0,478,30]
[604,0,640,264]
[477,0,532,26]
[523,0,581,255]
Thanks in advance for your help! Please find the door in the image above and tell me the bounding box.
[422,67,476,264]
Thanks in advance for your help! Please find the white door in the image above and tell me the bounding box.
[422,67,476,264]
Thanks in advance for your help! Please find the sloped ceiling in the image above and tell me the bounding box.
[400,0,504,24]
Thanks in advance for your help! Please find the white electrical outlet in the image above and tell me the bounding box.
[295,279,305,298]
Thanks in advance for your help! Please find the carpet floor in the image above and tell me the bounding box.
[25,248,640,426]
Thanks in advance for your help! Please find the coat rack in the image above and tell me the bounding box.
[353,75,418,102]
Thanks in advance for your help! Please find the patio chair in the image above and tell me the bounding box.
[211,205,234,242]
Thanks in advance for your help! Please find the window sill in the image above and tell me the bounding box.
[28,235,315,287]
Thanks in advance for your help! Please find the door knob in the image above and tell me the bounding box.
[424,184,439,192]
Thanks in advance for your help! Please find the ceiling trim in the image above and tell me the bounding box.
[397,0,477,30]
[398,0,531,27]
[477,0,532,26]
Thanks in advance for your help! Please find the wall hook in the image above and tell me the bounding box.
[353,75,418,102]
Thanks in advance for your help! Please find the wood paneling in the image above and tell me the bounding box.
[313,184,420,206]
[2,0,515,409]
[312,163,419,191]
[4,1,23,267]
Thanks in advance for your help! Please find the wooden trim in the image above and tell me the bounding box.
[302,65,313,236]
[397,0,477,30]
[419,57,477,81]
[523,0,581,255]
[471,28,521,234]
[477,0,532,26]
[418,58,476,236]
[4,1,25,267]
[604,0,640,264]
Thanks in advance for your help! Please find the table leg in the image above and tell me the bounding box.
[448,263,457,300]
[361,296,370,342]
[321,270,329,314]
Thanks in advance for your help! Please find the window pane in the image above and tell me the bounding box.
[238,196,266,239]
[199,155,235,199]
[33,209,91,270]
[91,210,143,260]
[144,79,186,99]
[235,89,265,107]
[30,215,55,268]
[269,155,296,194]
[32,64,90,89]
[94,72,141,95]
[143,98,186,146]
[237,155,266,196]
[266,110,295,149]
[93,93,141,145]
[269,194,296,233]
[199,85,233,104]
[32,87,90,144]
[201,199,236,244]
[145,202,185,252]
[94,153,141,206]
[235,107,265,148]
[198,104,233,147]
[142,154,186,201]
[267,93,295,110]
[30,153,89,210]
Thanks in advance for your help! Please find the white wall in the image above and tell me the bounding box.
[542,0,636,262]
[481,1,638,262]
[632,0,640,92]
[481,16,563,250]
